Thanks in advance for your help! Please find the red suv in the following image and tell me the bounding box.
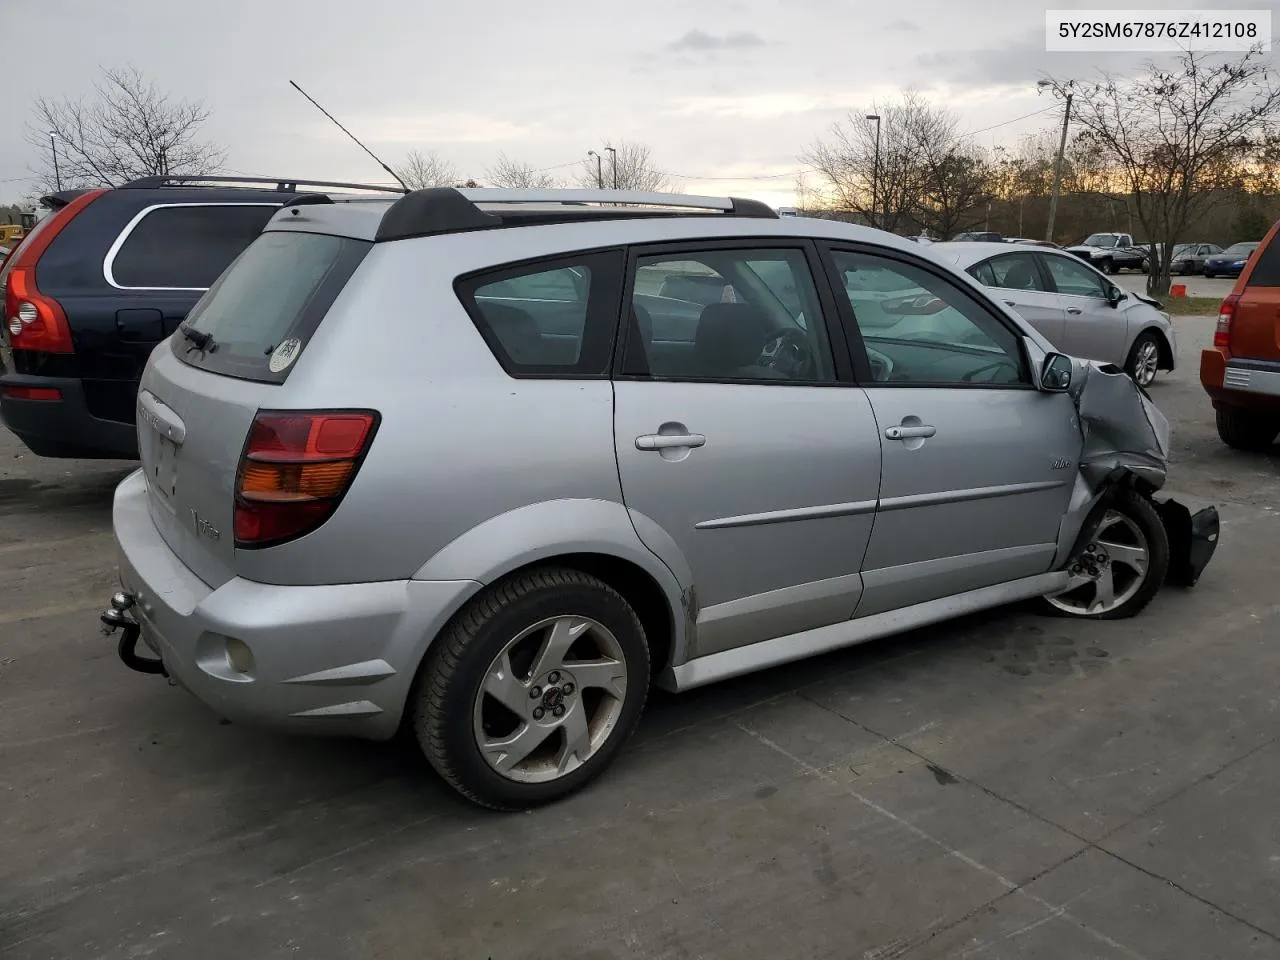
[1200,219,1280,450]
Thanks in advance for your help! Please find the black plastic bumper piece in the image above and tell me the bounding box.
[1156,499,1220,588]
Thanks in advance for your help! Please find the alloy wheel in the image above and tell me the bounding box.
[1045,510,1150,616]
[472,615,628,783]
[1132,339,1159,386]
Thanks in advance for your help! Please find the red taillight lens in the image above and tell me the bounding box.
[233,410,378,548]
[0,385,62,401]
[3,189,107,354]
[1214,294,1239,348]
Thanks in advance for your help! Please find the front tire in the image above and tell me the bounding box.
[1125,332,1161,387]
[1099,258,1116,275]
[413,568,650,810]
[1038,488,1169,620]
[1216,408,1280,452]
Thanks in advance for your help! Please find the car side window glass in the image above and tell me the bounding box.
[626,248,835,383]
[459,250,624,376]
[831,249,1027,387]
[110,205,280,288]
[967,261,997,286]
[982,253,1046,292]
[1043,254,1108,299]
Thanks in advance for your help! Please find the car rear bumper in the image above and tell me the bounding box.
[1201,351,1280,409]
[0,372,139,459]
[111,469,480,739]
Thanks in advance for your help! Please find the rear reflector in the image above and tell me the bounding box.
[1,385,62,401]
[1214,294,1239,348]
[234,410,378,548]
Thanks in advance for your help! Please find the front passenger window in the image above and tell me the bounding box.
[1043,254,1109,298]
[832,249,1027,387]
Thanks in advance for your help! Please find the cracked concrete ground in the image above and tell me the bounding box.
[2,315,1279,960]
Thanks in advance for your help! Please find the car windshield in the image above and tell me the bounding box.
[1223,243,1258,256]
[1172,244,1196,256]
[1082,234,1118,248]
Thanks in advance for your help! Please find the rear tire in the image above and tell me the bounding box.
[1215,408,1280,452]
[1038,488,1169,621]
[413,568,650,811]
[1124,332,1162,387]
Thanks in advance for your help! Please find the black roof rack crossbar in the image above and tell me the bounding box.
[118,174,407,195]
[375,187,779,242]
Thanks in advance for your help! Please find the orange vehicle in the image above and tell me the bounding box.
[1200,218,1280,450]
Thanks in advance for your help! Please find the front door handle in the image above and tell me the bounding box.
[1003,299,1017,307]
[636,433,706,451]
[1067,307,1082,315]
[885,425,936,441]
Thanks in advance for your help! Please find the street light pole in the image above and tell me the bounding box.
[49,131,62,191]
[1040,82,1073,244]
[587,150,603,189]
[605,146,617,189]
[865,114,881,229]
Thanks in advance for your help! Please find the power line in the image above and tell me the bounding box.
[956,104,1061,140]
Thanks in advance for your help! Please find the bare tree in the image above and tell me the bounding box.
[801,91,975,234]
[1042,46,1280,296]
[576,141,672,191]
[25,66,225,190]
[485,155,563,189]
[395,150,459,190]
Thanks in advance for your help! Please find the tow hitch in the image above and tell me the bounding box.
[100,592,166,676]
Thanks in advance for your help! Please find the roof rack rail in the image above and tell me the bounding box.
[117,175,407,195]
[375,187,778,242]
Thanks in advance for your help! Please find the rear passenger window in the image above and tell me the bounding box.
[1249,234,1280,287]
[459,251,625,376]
[109,204,279,289]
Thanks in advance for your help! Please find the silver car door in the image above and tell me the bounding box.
[1039,252,1129,367]
[970,252,1068,346]
[827,243,1081,617]
[613,241,882,659]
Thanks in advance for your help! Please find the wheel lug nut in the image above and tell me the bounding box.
[562,683,574,695]
[533,707,545,720]
[552,705,565,718]
[548,671,561,684]
[530,686,542,699]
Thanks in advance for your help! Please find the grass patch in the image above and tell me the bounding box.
[1160,296,1222,317]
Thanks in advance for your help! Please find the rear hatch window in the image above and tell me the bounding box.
[177,229,370,382]
[1248,234,1280,287]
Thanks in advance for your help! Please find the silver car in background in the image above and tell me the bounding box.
[103,190,1217,810]
[929,242,1177,387]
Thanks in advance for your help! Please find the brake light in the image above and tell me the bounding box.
[4,190,107,354]
[1214,294,1239,348]
[233,410,378,547]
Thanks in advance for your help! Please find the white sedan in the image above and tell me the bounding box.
[929,242,1177,386]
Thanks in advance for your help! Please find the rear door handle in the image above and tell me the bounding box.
[1067,307,1082,315]
[636,433,706,451]
[885,425,936,441]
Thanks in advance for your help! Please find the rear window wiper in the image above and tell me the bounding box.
[178,323,215,352]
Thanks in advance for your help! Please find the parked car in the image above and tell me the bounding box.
[1005,238,1060,249]
[1168,242,1223,275]
[1064,232,1148,274]
[929,242,1176,386]
[952,230,1003,242]
[0,245,11,269]
[103,188,1218,810]
[1203,242,1260,279]
[1200,220,1280,450]
[0,176,403,459]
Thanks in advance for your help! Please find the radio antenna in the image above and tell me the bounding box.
[288,80,409,192]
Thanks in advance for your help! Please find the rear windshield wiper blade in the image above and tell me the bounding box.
[178,323,214,351]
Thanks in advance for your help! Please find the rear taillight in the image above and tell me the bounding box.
[233,410,379,548]
[1214,294,1239,348]
[0,385,62,401]
[3,189,106,354]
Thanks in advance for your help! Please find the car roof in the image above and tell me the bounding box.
[925,241,1067,267]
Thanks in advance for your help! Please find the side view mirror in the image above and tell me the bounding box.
[1040,352,1074,392]
[1107,286,1126,307]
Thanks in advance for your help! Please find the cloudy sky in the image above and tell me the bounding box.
[2,0,1274,207]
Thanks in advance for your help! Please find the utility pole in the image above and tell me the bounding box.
[49,131,62,191]
[866,114,881,229]
[605,146,617,189]
[587,150,603,189]
[1040,81,1073,244]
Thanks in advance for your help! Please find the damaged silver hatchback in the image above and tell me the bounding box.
[103,189,1219,810]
